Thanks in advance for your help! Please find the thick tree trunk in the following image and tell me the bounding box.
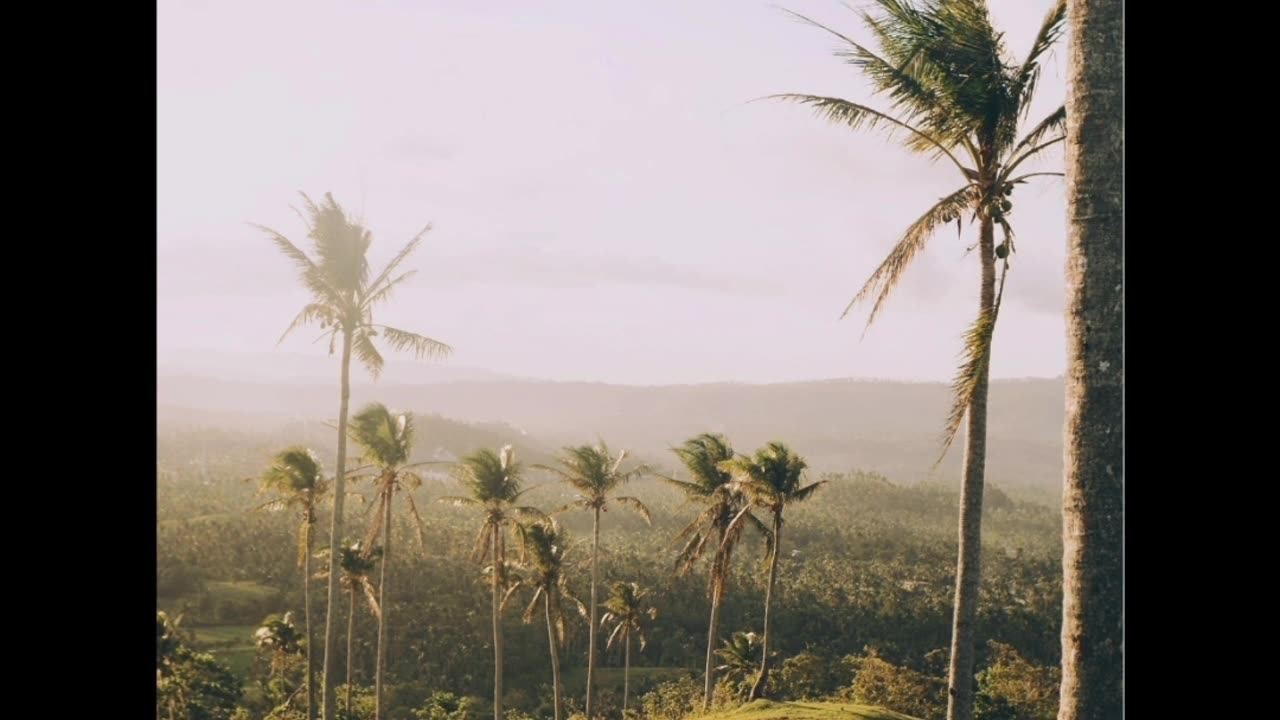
[1059,1,1124,717]
[702,552,725,711]
[304,516,316,720]
[322,330,354,720]
[623,630,631,716]
[375,491,392,720]
[546,594,564,720]
[347,587,356,720]
[946,214,996,720]
[492,524,504,720]
[586,507,600,720]
[748,514,782,701]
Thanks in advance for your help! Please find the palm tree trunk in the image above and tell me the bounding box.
[703,545,726,711]
[492,523,504,720]
[304,517,316,720]
[375,492,392,720]
[946,212,996,720]
[545,593,563,720]
[347,587,356,720]
[623,629,631,717]
[586,506,600,720]
[1059,1,1124,717]
[749,514,782,701]
[322,329,354,720]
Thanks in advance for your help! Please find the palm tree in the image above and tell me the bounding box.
[441,445,543,720]
[250,446,329,720]
[658,433,767,710]
[347,403,431,720]
[508,519,587,720]
[1059,0,1123,717]
[536,443,652,720]
[773,4,1067,717]
[721,442,824,700]
[255,612,307,709]
[714,632,765,703]
[600,582,658,717]
[315,541,383,720]
[258,192,452,720]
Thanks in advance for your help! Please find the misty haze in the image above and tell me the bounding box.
[157,3,1123,720]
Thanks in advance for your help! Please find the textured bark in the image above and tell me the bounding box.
[545,595,564,720]
[375,490,392,720]
[748,514,782,701]
[1059,0,1124,717]
[304,514,316,720]
[702,552,725,711]
[321,330,353,720]
[346,588,356,720]
[623,630,631,716]
[585,507,600,720]
[492,524,504,720]
[946,214,996,720]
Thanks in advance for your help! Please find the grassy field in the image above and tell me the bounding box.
[189,623,259,680]
[701,700,920,720]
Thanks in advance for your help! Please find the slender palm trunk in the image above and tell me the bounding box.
[545,593,564,720]
[346,586,356,720]
[375,490,393,720]
[703,532,728,711]
[623,629,631,717]
[322,330,354,720]
[304,516,316,720]
[1059,1,1124,717]
[492,523,504,720]
[946,212,996,720]
[748,514,782,701]
[586,507,600,720]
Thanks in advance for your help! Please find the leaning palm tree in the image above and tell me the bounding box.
[1059,0,1123,717]
[773,4,1066,718]
[536,443,651,720]
[508,518,587,720]
[441,445,543,720]
[600,582,658,717]
[721,442,825,701]
[657,433,766,710]
[315,541,383,720]
[258,192,452,720]
[250,446,329,720]
[347,403,431,720]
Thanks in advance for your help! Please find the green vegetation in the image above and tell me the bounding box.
[703,701,919,720]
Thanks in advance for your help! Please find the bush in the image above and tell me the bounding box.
[975,642,1060,720]
[845,653,946,720]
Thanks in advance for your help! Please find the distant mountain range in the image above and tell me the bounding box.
[158,352,1065,496]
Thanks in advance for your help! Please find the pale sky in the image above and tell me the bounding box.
[157,0,1069,385]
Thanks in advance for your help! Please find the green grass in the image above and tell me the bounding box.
[209,646,257,679]
[701,700,921,720]
[191,624,257,647]
[204,580,280,604]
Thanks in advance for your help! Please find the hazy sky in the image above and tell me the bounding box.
[158,0,1069,385]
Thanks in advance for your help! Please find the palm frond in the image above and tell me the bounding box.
[791,480,828,503]
[437,496,482,508]
[1013,0,1067,113]
[352,328,385,379]
[364,226,430,307]
[404,491,428,550]
[614,496,652,525]
[841,184,977,330]
[937,260,1008,462]
[768,94,965,172]
[277,303,338,345]
[377,325,452,361]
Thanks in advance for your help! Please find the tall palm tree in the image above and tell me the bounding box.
[600,582,658,717]
[658,433,766,710]
[347,403,431,720]
[508,519,587,720]
[441,445,543,720]
[774,4,1067,717]
[721,442,825,701]
[315,541,383,720]
[250,446,330,720]
[1059,0,1123,717]
[536,443,651,720]
[258,192,452,720]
